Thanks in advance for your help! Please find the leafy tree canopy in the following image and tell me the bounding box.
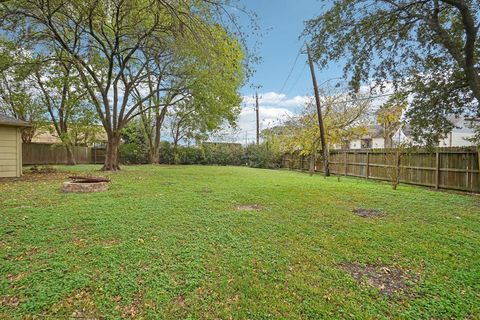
[0,0,249,169]
[265,93,372,156]
[304,0,480,144]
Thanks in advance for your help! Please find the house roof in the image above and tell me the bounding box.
[368,124,384,138]
[0,114,32,127]
[356,124,384,139]
[400,115,480,138]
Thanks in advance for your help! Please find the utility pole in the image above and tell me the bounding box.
[255,92,260,145]
[306,44,330,176]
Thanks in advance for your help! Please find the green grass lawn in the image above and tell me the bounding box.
[1,165,479,319]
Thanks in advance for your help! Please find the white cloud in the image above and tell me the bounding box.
[242,91,310,109]
[211,92,305,144]
[237,106,294,134]
[238,92,308,139]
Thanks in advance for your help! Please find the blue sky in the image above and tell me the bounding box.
[226,0,345,141]
[240,0,341,96]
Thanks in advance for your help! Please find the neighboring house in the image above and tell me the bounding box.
[346,125,386,150]
[393,116,479,147]
[32,128,61,144]
[0,114,31,177]
[333,116,478,150]
[437,116,478,147]
[201,142,243,148]
[31,126,108,146]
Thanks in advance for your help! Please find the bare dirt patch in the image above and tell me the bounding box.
[353,208,385,218]
[0,295,21,308]
[73,238,88,248]
[13,246,39,261]
[0,171,73,183]
[341,263,417,297]
[7,272,27,283]
[117,291,144,318]
[51,289,101,318]
[102,239,121,247]
[236,204,263,211]
[173,295,186,308]
[30,165,57,174]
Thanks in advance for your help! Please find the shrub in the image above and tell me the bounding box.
[117,137,281,169]
[200,142,244,166]
[119,143,149,164]
[244,143,282,169]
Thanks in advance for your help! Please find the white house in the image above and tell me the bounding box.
[393,116,478,147]
[347,125,385,149]
[333,116,478,150]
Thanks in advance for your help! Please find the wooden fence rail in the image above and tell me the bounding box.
[23,143,105,165]
[282,147,480,193]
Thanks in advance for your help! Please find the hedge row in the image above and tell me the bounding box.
[119,141,282,169]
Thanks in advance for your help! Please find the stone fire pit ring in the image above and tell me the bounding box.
[63,176,110,193]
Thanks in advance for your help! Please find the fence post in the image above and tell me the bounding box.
[366,151,370,179]
[435,151,440,189]
[468,152,472,192]
[395,149,401,186]
[344,151,348,176]
[476,149,480,192]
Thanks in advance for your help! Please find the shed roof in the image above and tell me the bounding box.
[0,114,32,127]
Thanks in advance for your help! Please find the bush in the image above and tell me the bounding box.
[200,143,244,166]
[159,141,174,164]
[119,143,149,164]
[243,143,282,169]
[176,145,204,164]
[117,137,281,169]
[120,120,149,164]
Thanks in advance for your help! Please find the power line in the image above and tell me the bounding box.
[285,62,307,96]
[328,93,394,105]
[278,48,302,93]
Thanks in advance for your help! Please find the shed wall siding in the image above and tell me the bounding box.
[0,125,20,177]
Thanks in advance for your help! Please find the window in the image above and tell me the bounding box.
[361,139,372,149]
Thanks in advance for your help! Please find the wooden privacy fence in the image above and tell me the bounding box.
[282,147,480,193]
[23,143,106,165]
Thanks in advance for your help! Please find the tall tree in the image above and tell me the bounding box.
[33,56,93,165]
[0,40,43,142]
[137,24,245,164]
[1,0,246,170]
[273,94,372,172]
[304,0,480,144]
[167,100,209,164]
[376,93,408,148]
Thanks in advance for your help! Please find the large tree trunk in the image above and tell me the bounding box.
[21,127,34,143]
[143,106,166,164]
[103,134,121,171]
[149,117,162,164]
[385,135,393,148]
[151,107,167,164]
[151,143,161,164]
[65,145,76,165]
[146,130,161,164]
[173,141,179,165]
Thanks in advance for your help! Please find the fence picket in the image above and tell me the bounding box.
[283,147,480,193]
